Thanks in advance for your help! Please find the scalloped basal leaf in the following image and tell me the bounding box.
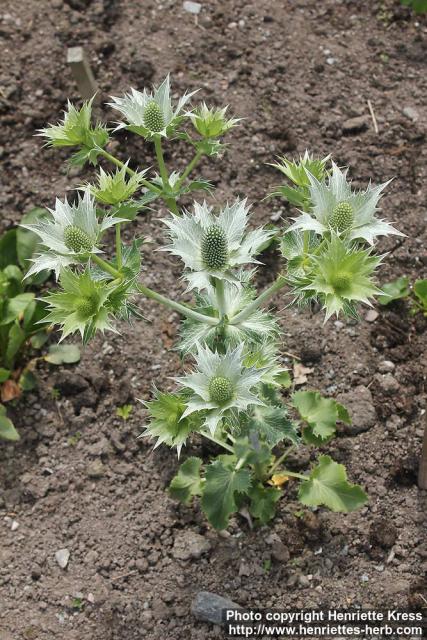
[248,484,281,525]
[292,390,350,443]
[169,457,203,505]
[298,455,367,512]
[201,460,251,530]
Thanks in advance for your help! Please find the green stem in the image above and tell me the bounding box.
[115,224,122,270]
[136,282,218,326]
[230,275,287,326]
[153,135,179,214]
[212,277,227,317]
[280,470,309,481]
[91,254,122,279]
[269,445,296,475]
[235,457,247,471]
[98,149,162,194]
[201,431,234,453]
[176,150,203,188]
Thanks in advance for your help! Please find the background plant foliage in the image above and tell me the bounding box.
[0,209,80,441]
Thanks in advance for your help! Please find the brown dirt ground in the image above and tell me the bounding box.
[0,0,426,639]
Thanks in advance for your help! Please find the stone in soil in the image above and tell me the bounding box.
[191,591,240,625]
[171,531,212,561]
[337,385,377,434]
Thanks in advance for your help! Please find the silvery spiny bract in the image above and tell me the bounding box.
[288,161,403,244]
[109,75,196,138]
[28,75,403,530]
[175,344,265,435]
[22,190,123,279]
[162,199,274,291]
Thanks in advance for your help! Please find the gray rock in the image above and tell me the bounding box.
[338,385,376,434]
[374,373,400,395]
[55,548,70,569]
[266,533,290,563]
[402,106,419,122]
[377,360,395,373]
[86,459,105,479]
[191,591,240,625]
[342,116,369,134]
[171,531,211,561]
[183,1,201,14]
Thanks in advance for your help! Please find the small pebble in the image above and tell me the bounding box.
[55,548,70,569]
[183,1,201,14]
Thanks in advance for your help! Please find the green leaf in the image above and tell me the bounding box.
[201,460,251,530]
[248,404,300,447]
[169,457,203,505]
[0,405,20,441]
[19,369,37,391]
[30,331,49,349]
[0,293,35,325]
[5,324,26,368]
[0,229,18,269]
[414,279,427,311]
[292,390,349,444]
[0,368,11,383]
[377,276,410,305]
[248,484,281,524]
[45,344,81,365]
[298,455,368,512]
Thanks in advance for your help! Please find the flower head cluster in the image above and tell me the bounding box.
[162,199,274,291]
[38,99,109,162]
[288,162,402,244]
[301,234,383,321]
[190,103,240,138]
[175,343,265,435]
[109,75,196,138]
[22,190,123,279]
[86,164,147,205]
[42,268,116,342]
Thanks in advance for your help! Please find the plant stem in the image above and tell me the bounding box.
[280,470,309,481]
[213,277,227,317]
[98,149,162,194]
[176,150,203,188]
[115,224,122,270]
[153,135,179,214]
[201,431,234,453]
[269,445,296,475]
[136,282,218,326]
[230,275,287,325]
[91,254,122,279]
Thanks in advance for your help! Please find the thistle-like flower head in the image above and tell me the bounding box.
[41,267,118,342]
[162,199,274,291]
[86,164,147,205]
[288,162,403,244]
[190,103,240,138]
[38,98,109,150]
[109,75,197,138]
[304,234,383,321]
[21,190,124,279]
[176,344,265,435]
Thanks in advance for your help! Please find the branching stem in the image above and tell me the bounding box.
[136,282,218,326]
[230,275,287,325]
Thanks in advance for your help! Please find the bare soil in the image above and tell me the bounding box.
[0,1,426,639]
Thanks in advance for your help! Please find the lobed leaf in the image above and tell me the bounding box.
[298,455,367,512]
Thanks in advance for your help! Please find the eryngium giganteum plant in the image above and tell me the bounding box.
[26,76,403,530]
